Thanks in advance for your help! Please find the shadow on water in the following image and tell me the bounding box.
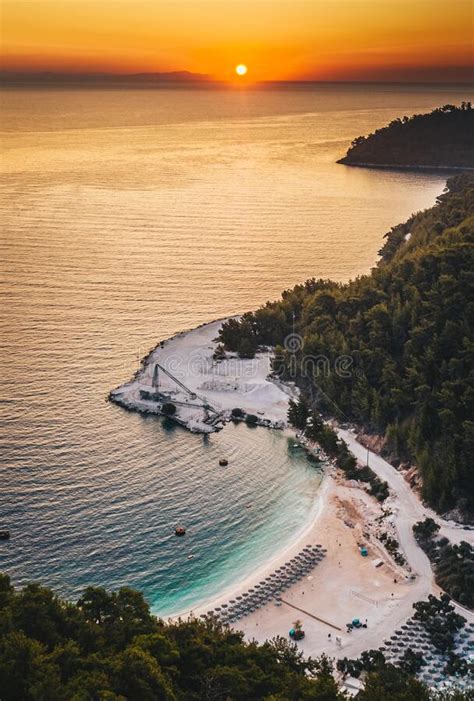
[162,417,179,433]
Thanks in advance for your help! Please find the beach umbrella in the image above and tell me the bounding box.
[221,603,228,608]
[236,596,243,600]
[229,599,236,603]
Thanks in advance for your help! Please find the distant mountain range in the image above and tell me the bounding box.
[0,71,215,86]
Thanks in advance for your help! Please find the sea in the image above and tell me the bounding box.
[1,83,470,615]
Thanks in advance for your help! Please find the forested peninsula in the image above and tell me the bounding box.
[219,174,474,517]
[338,104,474,170]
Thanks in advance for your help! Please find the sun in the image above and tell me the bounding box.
[235,64,248,76]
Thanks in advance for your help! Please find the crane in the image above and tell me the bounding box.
[151,361,219,415]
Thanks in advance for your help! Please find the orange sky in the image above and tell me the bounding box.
[1,0,473,82]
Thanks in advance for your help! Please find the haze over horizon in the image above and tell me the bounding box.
[2,0,473,84]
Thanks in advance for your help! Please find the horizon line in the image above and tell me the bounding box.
[1,70,473,88]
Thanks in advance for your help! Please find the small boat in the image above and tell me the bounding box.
[0,530,10,540]
[219,459,228,466]
[175,526,186,536]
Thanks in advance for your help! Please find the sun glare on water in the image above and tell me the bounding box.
[235,64,248,76]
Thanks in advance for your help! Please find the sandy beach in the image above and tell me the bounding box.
[115,318,474,660]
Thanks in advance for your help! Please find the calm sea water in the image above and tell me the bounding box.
[1,84,470,614]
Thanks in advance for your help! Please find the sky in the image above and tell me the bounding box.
[1,0,473,82]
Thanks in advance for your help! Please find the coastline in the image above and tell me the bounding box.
[169,462,330,621]
[337,159,474,172]
[112,316,473,662]
[111,315,331,620]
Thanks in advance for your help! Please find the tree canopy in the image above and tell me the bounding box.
[0,574,347,701]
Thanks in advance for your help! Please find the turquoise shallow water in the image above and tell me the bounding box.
[1,416,321,616]
[1,84,469,614]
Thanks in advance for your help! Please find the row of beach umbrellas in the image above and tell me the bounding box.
[201,544,327,624]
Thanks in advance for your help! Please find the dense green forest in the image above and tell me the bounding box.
[413,519,474,608]
[219,174,474,515]
[338,104,474,169]
[0,574,344,700]
[1,575,472,701]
